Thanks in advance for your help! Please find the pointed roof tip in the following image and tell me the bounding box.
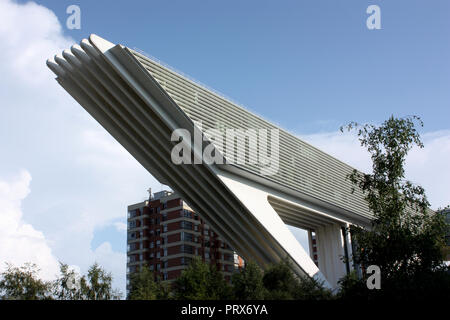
[89,34,115,53]
[46,57,55,66]
[46,57,65,77]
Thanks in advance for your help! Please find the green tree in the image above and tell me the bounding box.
[0,263,52,300]
[52,262,83,300]
[262,259,297,300]
[173,258,232,300]
[294,274,333,300]
[231,260,266,300]
[128,265,169,300]
[337,271,368,300]
[262,259,331,300]
[340,115,449,299]
[81,262,122,300]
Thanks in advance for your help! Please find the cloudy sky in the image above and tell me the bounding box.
[0,0,449,294]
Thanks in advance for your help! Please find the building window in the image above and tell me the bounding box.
[164,249,168,257]
[181,232,194,242]
[163,225,168,233]
[128,232,136,240]
[129,243,139,251]
[156,251,160,258]
[163,272,168,280]
[128,209,138,218]
[180,245,194,254]
[181,257,192,266]
[181,221,193,230]
[180,210,191,218]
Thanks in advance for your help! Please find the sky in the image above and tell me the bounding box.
[0,0,449,295]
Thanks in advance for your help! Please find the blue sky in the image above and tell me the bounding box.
[1,0,449,295]
[36,0,450,133]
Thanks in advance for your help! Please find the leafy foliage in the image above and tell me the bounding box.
[340,115,450,299]
[0,263,52,300]
[82,263,121,300]
[262,259,332,300]
[128,265,169,300]
[173,257,232,300]
[231,260,266,300]
[1,261,121,300]
[52,262,83,300]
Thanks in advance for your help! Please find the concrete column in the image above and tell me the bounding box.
[344,223,353,272]
[315,223,347,288]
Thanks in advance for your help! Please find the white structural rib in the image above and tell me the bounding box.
[47,34,372,289]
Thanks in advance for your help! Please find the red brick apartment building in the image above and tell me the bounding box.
[126,190,244,292]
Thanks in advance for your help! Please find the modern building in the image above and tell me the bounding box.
[126,189,243,293]
[48,34,375,289]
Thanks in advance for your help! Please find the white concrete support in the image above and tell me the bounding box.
[343,223,354,272]
[315,224,347,288]
[215,170,331,288]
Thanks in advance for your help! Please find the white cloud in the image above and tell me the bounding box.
[300,130,450,210]
[0,170,60,280]
[92,241,126,293]
[0,0,72,86]
[0,0,158,294]
[113,222,127,233]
